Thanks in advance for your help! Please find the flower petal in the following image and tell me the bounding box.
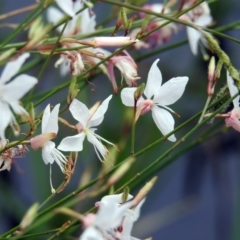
[8,102,28,118]
[186,27,201,55]
[1,74,37,102]
[0,53,30,84]
[88,95,112,128]
[46,7,65,33]
[42,104,60,134]
[195,15,212,27]
[81,9,96,34]
[154,77,189,106]
[69,99,90,128]
[80,226,105,240]
[0,102,15,139]
[58,133,85,152]
[151,106,176,142]
[42,141,56,164]
[55,0,75,17]
[42,104,51,133]
[144,59,162,99]
[121,87,137,107]
[227,71,240,110]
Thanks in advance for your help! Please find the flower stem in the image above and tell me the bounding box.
[198,96,212,123]
[131,100,137,155]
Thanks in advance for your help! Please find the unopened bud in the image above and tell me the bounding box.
[120,8,128,27]
[0,48,16,62]
[29,102,35,125]
[134,83,145,101]
[207,56,216,96]
[78,37,139,48]
[108,157,135,185]
[133,176,158,206]
[208,56,215,82]
[20,203,39,230]
[215,59,223,80]
[67,77,80,104]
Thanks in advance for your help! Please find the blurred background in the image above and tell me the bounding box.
[0,0,240,239]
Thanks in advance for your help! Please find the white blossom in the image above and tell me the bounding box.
[58,95,114,161]
[0,53,37,139]
[30,104,67,172]
[121,59,189,142]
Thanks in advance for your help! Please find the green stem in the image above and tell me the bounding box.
[131,101,137,154]
[198,95,212,123]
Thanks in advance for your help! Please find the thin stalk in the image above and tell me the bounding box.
[198,96,212,123]
[0,4,38,20]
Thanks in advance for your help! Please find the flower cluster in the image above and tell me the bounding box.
[80,193,145,240]
[0,0,237,239]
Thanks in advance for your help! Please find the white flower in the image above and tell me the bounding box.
[30,104,67,172]
[58,95,114,161]
[80,193,134,240]
[48,1,96,36]
[47,1,96,76]
[121,59,189,142]
[0,53,37,139]
[184,2,213,55]
[107,51,140,93]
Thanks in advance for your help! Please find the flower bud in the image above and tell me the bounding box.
[108,157,135,186]
[67,77,80,104]
[207,56,215,96]
[134,83,145,101]
[20,203,39,230]
[133,176,157,206]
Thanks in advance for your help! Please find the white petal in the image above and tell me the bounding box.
[186,27,201,55]
[58,133,85,152]
[88,95,112,128]
[96,200,133,229]
[43,104,60,134]
[0,53,30,84]
[121,87,137,107]
[9,101,28,115]
[42,104,51,133]
[0,102,14,139]
[80,9,96,34]
[154,77,189,106]
[101,193,133,204]
[151,106,176,142]
[46,7,65,33]
[80,226,105,240]
[69,99,90,128]
[1,74,37,102]
[144,59,162,99]
[195,15,212,27]
[227,71,240,110]
[59,59,70,76]
[42,141,56,164]
[122,199,145,237]
[55,0,75,17]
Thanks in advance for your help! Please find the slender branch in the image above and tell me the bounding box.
[0,4,38,20]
